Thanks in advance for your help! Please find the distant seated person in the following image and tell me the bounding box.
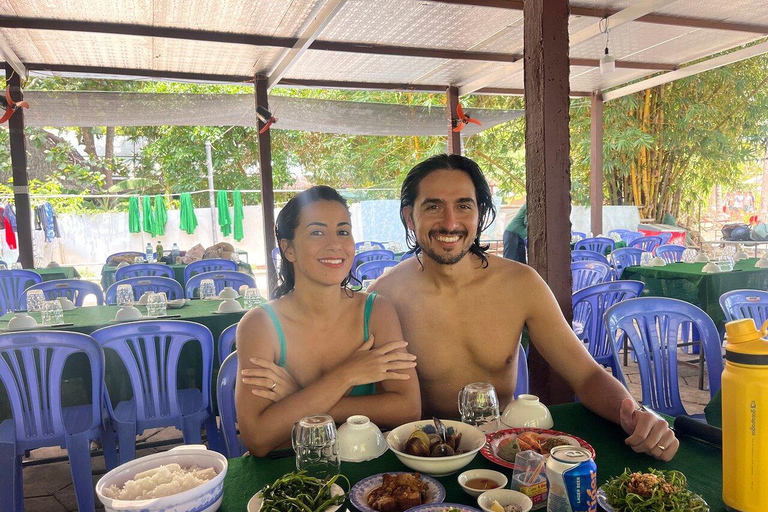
[235,186,421,457]
[503,202,527,264]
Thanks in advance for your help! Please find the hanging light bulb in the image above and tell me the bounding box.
[599,18,615,75]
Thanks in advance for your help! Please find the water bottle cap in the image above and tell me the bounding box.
[725,318,763,344]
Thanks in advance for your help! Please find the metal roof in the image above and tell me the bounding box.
[1,0,767,100]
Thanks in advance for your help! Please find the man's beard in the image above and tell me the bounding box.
[418,229,472,265]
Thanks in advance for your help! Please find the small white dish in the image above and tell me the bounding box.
[650,256,666,267]
[501,394,554,429]
[167,299,189,309]
[477,489,533,512]
[247,483,344,512]
[458,469,508,498]
[734,250,750,262]
[702,261,722,273]
[218,286,239,299]
[57,297,77,310]
[7,312,38,331]
[694,253,710,263]
[217,298,243,313]
[338,415,388,462]
[114,305,143,321]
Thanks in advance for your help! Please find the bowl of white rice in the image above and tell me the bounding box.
[96,445,227,512]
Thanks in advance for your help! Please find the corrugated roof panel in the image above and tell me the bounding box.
[5,0,152,23]
[150,38,286,77]
[653,0,768,25]
[412,60,501,87]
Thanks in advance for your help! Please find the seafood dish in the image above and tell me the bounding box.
[496,431,573,461]
[403,418,464,457]
[366,473,430,512]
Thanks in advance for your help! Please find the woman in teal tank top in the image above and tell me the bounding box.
[235,186,421,457]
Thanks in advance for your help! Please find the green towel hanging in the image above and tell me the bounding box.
[154,195,167,236]
[142,195,156,235]
[179,193,198,235]
[128,196,141,233]
[233,190,244,242]
[217,190,232,237]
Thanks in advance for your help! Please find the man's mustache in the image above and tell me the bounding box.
[428,229,469,237]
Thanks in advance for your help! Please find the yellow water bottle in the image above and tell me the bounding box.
[723,318,768,512]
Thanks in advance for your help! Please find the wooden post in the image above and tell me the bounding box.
[590,92,604,235]
[255,76,278,296]
[523,0,574,404]
[446,85,461,155]
[6,65,33,269]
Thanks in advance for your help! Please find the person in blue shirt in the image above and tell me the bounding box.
[503,202,527,264]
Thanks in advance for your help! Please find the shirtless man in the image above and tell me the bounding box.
[370,154,679,461]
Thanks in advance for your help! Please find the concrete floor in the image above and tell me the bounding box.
[20,352,714,512]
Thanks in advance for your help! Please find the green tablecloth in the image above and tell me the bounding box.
[33,266,81,281]
[622,258,768,329]
[221,403,723,511]
[101,263,253,290]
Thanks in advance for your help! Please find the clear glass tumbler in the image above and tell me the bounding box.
[10,262,22,270]
[199,279,216,299]
[458,381,500,433]
[640,251,654,267]
[147,292,167,317]
[115,284,135,307]
[42,300,63,325]
[291,414,340,479]
[26,290,46,312]
[243,288,263,308]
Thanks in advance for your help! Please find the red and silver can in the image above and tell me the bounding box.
[546,446,597,512]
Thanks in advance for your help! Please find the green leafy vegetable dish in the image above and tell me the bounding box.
[260,471,349,512]
[602,468,709,512]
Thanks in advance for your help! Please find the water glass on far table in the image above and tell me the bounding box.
[682,248,697,263]
[116,284,134,307]
[42,300,63,326]
[291,414,340,479]
[640,251,654,267]
[26,289,46,312]
[243,287,263,308]
[458,381,500,433]
[199,279,216,300]
[10,262,22,270]
[147,292,167,317]
[134,256,145,264]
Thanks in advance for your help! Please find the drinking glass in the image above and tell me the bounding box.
[42,300,63,325]
[199,279,216,299]
[458,382,500,433]
[134,256,145,264]
[147,292,167,317]
[10,262,22,270]
[26,290,46,312]
[640,252,654,267]
[116,284,135,307]
[681,249,697,263]
[291,414,340,478]
[230,252,240,264]
[243,288,263,309]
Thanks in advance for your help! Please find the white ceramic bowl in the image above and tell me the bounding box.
[458,469,508,498]
[218,286,239,299]
[57,297,77,310]
[694,253,710,263]
[167,299,188,309]
[115,306,143,321]
[501,394,554,429]
[137,292,153,306]
[338,415,388,462]
[757,258,768,268]
[8,312,38,331]
[477,489,533,512]
[650,256,666,267]
[96,445,227,512]
[702,261,722,273]
[386,419,485,476]
[217,298,244,313]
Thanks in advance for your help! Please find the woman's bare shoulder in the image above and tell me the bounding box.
[236,303,279,359]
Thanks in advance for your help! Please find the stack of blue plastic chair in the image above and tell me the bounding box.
[23,279,104,306]
[185,271,256,299]
[608,229,643,244]
[571,231,587,241]
[115,263,175,281]
[720,290,768,326]
[657,232,674,245]
[352,250,395,272]
[655,244,686,263]
[355,241,386,252]
[91,320,221,462]
[271,247,281,271]
[356,260,398,280]
[106,276,184,304]
[184,259,238,283]
[217,352,243,458]
[570,250,609,265]
[604,297,724,417]
[571,281,645,383]
[0,331,117,512]
[628,236,662,252]
[571,261,610,292]
[515,344,529,398]
[0,269,43,315]
[574,237,615,255]
[609,247,644,279]
[218,323,238,365]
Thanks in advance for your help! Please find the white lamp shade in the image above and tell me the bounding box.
[600,52,616,74]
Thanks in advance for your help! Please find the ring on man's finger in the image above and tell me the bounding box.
[656,444,667,451]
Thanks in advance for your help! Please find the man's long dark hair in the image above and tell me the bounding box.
[273,186,356,298]
[400,154,496,267]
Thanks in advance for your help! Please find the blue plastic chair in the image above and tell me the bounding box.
[23,279,104,306]
[657,232,674,245]
[105,276,184,304]
[571,261,610,292]
[571,231,587,241]
[628,236,662,252]
[0,331,117,512]
[604,297,724,417]
[185,271,256,299]
[572,281,645,383]
[0,269,43,315]
[271,247,281,271]
[609,247,644,278]
[106,251,145,265]
[352,250,395,271]
[90,320,221,462]
[356,260,398,280]
[115,263,175,281]
[570,250,609,265]
[216,352,244,458]
[183,259,238,284]
[515,344,529,399]
[655,244,685,264]
[574,237,615,255]
[720,290,768,325]
[355,241,386,252]
[608,229,642,244]
[218,323,238,366]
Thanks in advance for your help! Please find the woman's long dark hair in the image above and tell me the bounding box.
[273,186,357,299]
[400,154,497,267]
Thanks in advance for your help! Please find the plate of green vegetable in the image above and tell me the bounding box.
[247,472,349,512]
[598,468,709,511]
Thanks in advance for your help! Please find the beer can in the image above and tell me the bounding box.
[546,446,597,512]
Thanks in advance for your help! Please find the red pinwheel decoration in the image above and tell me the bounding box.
[256,105,278,134]
[0,85,29,124]
[452,103,481,132]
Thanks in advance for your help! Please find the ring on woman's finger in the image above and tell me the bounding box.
[270,379,277,390]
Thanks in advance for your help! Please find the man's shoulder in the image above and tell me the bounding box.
[370,258,417,296]
[483,253,538,282]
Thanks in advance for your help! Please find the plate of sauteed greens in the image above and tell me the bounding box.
[597,468,709,512]
[248,471,349,512]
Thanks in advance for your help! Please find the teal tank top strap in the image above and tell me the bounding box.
[363,292,378,341]
[261,303,288,367]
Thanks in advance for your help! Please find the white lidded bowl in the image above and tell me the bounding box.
[386,419,485,476]
[217,298,244,313]
[96,445,227,512]
[115,306,143,321]
[7,312,38,331]
[57,297,77,310]
[501,394,553,429]
[477,489,533,512]
[218,286,239,299]
[337,415,388,462]
[458,469,508,498]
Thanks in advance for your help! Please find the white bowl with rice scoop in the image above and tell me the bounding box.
[95,445,227,512]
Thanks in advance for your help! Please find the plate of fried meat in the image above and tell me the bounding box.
[350,472,446,512]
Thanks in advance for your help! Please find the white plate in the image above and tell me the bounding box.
[167,299,189,309]
[596,486,708,512]
[350,473,445,512]
[213,309,245,314]
[247,483,344,512]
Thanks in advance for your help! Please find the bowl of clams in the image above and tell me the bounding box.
[386,418,485,476]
